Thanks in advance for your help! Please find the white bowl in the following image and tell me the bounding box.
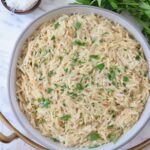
[8,5,150,150]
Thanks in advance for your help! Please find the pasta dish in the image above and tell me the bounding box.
[16,14,149,148]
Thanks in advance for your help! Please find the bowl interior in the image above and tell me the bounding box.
[8,5,150,150]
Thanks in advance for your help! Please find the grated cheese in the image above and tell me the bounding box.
[5,0,38,11]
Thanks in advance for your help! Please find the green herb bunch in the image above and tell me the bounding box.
[74,0,150,44]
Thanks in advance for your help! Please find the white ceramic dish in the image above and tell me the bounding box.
[8,5,150,150]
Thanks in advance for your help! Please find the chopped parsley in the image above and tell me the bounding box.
[71,51,79,63]
[58,56,63,61]
[73,31,77,38]
[64,68,68,73]
[73,21,81,30]
[44,47,51,56]
[96,63,105,72]
[94,115,99,119]
[63,48,68,54]
[63,102,66,107]
[123,76,129,82]
[41,58,47,65]
[107,132,116,142]
[123,89,127,93]
[135,55,141,60]
[92,37,97,43]
[72,39,86,46]
[108,109,116,118]
[124,48,127,51]
[54,83,59,87]
[106,88,114,94]
[38,48,42,54]
[48,70,55,77]
[60,83,67,92]
[67,91,77,98]
[47,88,53,94]
[102,32,109,36]
[50,137,59,142]
[140,100,144,103]
[59,114,71,121]
[54,22,60,29]
[87,132,99,141]
[51,35,55,40]
[39,75,43,81]
[85,83,89,87]
[124,65,128,72]
[107,68,116,81]
[34,63,38,67]
[75,83,84,91]
[77,60,85,64]
[70,51,85,66]
[135,52,142,61]
[38,98,49,108]
[99,39,105,43]
[89,55,99,60]
[144,71,148,77]
[80,74,90,83]
[54,83,67,92]
[123,82,126,87]
[107,125,114,129]
[36,118,45,124]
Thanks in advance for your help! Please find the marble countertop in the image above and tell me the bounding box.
[0,0,149,150]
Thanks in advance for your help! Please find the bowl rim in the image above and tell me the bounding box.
[8,5,150,150]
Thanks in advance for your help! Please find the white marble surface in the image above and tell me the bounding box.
[0,0,149,150]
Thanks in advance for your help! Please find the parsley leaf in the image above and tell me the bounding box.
[75,83,84,91]
[73,21,81,30]
[38,98,49,108]
[54,22,60,29]
[107,132,117,143]
[50,137,59,142]
[124,65,128,72]
[64,68,68,73]
[51,35,55,40]
[59,114,71,121]
[89,55,99,60]
[47,88,53,93]
[72,39,86,46]
[96,63,105,72]
[107,68,116,81]
[87,132,99,141]
[48,70,55,77]
[123,76,129,82]
[108,0,118,10]
[107,125,114,129]
[135,55,141,60]
[36,118,45,124]
[67,91,77,98]
[58,56,63,61]
[70,51,84,66]
[60,83,67,92]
